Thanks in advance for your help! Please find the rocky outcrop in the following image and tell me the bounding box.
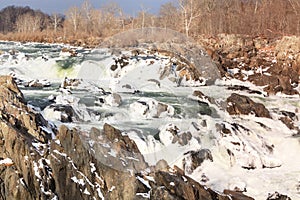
[0,75,52,142]
[199,34,300,95]
[0,75,263,200]
[227,93,271,118]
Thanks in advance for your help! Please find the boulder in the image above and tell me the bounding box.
[43,104,79,122]
[104,93,122,107]
[266,192,291,200]
[183,149,213,174]
[227,93,271,118]
[130,98,174,119]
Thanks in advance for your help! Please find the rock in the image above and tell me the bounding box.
[0,75,261,200]
[228,177,247,192]
[155,159,169,172]
[183,149,213,174]
[280,116,295,130]
[24,79,51,88]
[61,77,81,88]
[102,123,140,154]
[199,34,300,95]
[0,76,52,142]
[130,98,174,119]
[227,93,271,118]
[267,192,291,200]
[104,93,122,107]
[223,190,254,200]
[0,75,23,98]
[60,48,78,57]
[192,90,214,104]
[158,124,194,147]
[150,167,233,200]
[43,104,79,122]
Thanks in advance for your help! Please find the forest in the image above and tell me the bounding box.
[0,0,300,45]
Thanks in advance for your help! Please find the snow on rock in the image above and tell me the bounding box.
[129,97,174,119]
[104,93,122,107]
[228,177,247,192]
[217,121,281,169]
[127,123,201,166]
[0,158,14,166]
[183,149,213,174]
[43,92,92,123]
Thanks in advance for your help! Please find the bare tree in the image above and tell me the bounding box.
[159,2,180,30]
[178,0,202,36]
[50,13,63,32]
[16,13,42,33]
[81,0,93,34]
[65,6,81,33]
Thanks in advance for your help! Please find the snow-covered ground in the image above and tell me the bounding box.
[0,40,300,199]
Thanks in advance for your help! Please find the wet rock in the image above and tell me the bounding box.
[43,104,79,122]
[104,93,122,107]
[60,48,78,57]
[130,98,174,118]
[159,124,194,147]
[280,116,295,130]
[267,192,291,200]
[150,167,232,200]
[224,190,254,200]
[227,93,271,118]
[192,90,214,104]
[24,79,51,88]
[0,75,262,200]
[102,123,140,154]
[183,149,213,174]
[61,77,81,88]
[227,85,264,95]
[216,123,232,135]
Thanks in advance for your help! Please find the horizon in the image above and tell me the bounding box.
[0,0,172,15]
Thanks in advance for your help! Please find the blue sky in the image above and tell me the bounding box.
[0,0,173,15]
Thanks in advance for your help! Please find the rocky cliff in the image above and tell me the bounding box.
[0,75,261,199]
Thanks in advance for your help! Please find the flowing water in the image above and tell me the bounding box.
[0,40,300,199]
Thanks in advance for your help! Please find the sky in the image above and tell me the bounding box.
[0,0,173,15]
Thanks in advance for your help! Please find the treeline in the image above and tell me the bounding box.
[0,0,300,45]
